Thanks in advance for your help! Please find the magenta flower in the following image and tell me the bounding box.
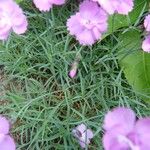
[33,0,65,11]
[142,36,150,53]
[93,0,134,15]
[67,0,108,45]
[0,116,16,150]
[0,0,28,40]
[72,123,94,148]
[144,14,150,32]
[103,107,150,150]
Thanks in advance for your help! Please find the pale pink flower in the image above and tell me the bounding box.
[144,14,150,32]
[0,0,28,40]
[72,124,94,148]
[69,69,77,78]
[69,61,78,78]
[103,107,150,150]
[33,0,65,11]
[142,36,150,53]
[67,0,108,45]
[0,116,16,150]
[93,0,134,15]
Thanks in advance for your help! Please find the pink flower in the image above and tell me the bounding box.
[33,0,65,11]
[69,61,78,78]
[103,107,150,150]
[69,69,77,78]
[0,116,16,150]
[144,14,150,32]
[0,0,28,40]
[67,0,108,45]
[72,124,94,148]
[93,0,134,15]
[142,36,150,53]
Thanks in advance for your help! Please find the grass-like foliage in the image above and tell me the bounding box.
[0,1,150,149]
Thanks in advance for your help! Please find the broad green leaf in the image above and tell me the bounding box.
[118,30,150,101]
[15,0,23,3]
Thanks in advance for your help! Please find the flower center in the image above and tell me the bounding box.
[0,12,11,27]
[118,135,140,150]
[80,18,97,29]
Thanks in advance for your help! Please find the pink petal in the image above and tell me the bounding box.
[92,27,101,40]
[94,0,116,15]
[72,124,93,148]
[49,0,65,5]
[103,107,136,133]
[103,126,129,150]
[77,29,95,45]
[94,0,134,15]
[86,129,94,139]
[0,33,10,40]
[144,14,150,32]
[142,36,150,53]
[76,124,86,134]
[0,0,15,14]
[33,0,52,11]
[67,0,108,45]
[12,18,28,34]
[12,11,26,26]
[69,69,77,78]
[116,0,134,15]
[0,116,10,134]
[79,0,99,19]
[92,9,108,24]
[0,135,16,150]
[67,13,84,36]
[0,25,11,36]
[0,0,28,40]
[0,134,5,143]
[79,130,92,148]
[72,124,86,139]
[134,118,150,149]
[79,140,86,148]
